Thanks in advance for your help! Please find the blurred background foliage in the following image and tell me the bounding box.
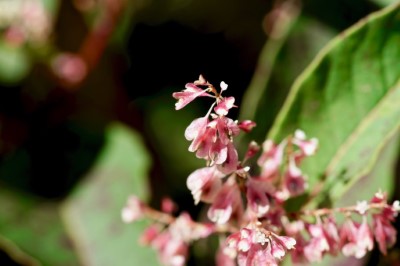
[0,0,399,265]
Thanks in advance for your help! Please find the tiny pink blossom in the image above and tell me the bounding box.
[257,140,285,180]
[238,120,257,133]
[322,217,340,255]
[215,117,240,145]
[225,228,295,266]
[246,178,274,217]
[121,195,145,223]
[169,212,214,242]
[151,232,188,266]
[220,81,228,91]
[303,224,330,262]
[185,117,208,145]
[186,166,224,204]
[173,83,211,110]
[355,200,369,215]
[194,74,208,85]
[208,179,242,224]
[217,142,239,174]
[161,197,177,214]
[373,213,397,255]
[341,218,373,258]
[244,141,260,161]
[293,129,318,156]
[282,157,308,198]
[214,96,236,116]
[339,218,373,258]
[370,190,386,204]
[140,225,161,245]
[216,245,236,266]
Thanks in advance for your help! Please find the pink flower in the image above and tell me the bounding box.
[244,141,260,161]
[161,197,177,214]
[282,157,308,198]
[214,96,236,116]
[143,213,214,266]
[373,213,396,255]
[140,225,161,245]
[185,116,240,171]
[151,232,188,266]
[370,190,387,204]
[121,195,145,223]
[292,129,318,157]
[217,142,239,174]
[340,218,373,258]
[169,213,214,242]
[238,120,257,133]
[224,228,296,266]
[172,83,211,110]
[246,177,275,217]
[186,166,224,204]
[216,245,236,266]
[322,217,340,255]
[214,116,240,145]
[208,178,243,224]
[303,224,330,262]
[257,140,285,180]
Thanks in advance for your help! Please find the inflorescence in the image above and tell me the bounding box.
[122,75,400,266]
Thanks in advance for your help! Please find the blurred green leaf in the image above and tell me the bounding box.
[0,235,41,266]
[0,187,79,266]
[372,0,399,7]
[40,0,59,16]
[0,42,31,85]
[61,122,159,266]
[268,3,400,205]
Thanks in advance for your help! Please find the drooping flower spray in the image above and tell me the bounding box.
[122,75,400,266]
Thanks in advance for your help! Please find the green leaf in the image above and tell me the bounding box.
[268,3,400,204]
[0,42,31,85]
[0,234,41,266]
[372,0,399,8]
[334,133,399,207]
[0,187,79,265]
[61,122,160,266]
[40,0,59,15]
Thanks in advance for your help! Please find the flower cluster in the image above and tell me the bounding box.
[122,196,215,266]
[0,0,51,46]
[122,76,400,266]
[285,192,400,263]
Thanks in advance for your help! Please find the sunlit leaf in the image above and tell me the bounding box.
[268,3,400,205]
[61,122,160,266]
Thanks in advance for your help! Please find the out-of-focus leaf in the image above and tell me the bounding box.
[0,235,41,266]
[61,122,159,266]
[110,1,136,46]
[372,0,399,7]
[0,186,79,265]
[145,93,203,191]
[268,3,400,205]
[0,42,31,85]
[40,0,59,16]
[242,16,336,144]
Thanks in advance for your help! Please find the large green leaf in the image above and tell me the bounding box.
[0,186,79,266]
[61,122,159,266]
[268,3,400,204]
